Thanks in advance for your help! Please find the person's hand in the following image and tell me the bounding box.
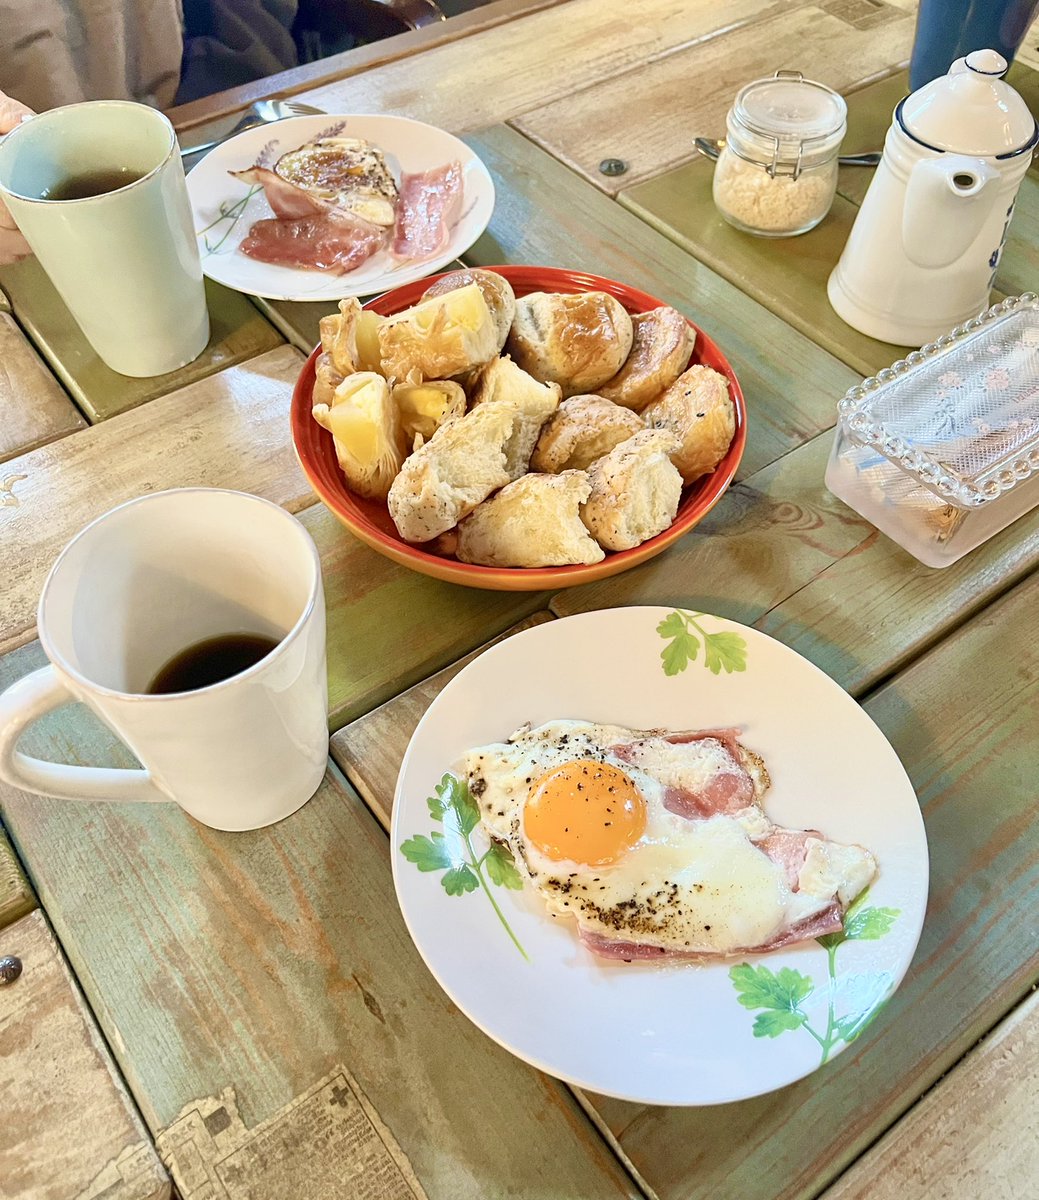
[0,92,36,265]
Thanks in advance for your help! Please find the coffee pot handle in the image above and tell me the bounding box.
[903,155,1000,269]
[0,666,169,803]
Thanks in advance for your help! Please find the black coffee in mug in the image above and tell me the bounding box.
[147,633,280,695]
[43,167,144,201]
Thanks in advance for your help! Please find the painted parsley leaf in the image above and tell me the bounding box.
[399,832,457,872]
[657,613,699,676]
[485,841,524,890]
[752,1009,808,1038]
[702,630,748,675]
[730,963,813,1016]
[442,864,479,896]
[817,889,900,949]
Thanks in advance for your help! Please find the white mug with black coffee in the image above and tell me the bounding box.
[0,489,328,831]
[0,101,209,377]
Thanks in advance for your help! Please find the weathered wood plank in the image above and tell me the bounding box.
[170,0,570,132]
[290,0,809,137]
[0,824,34,929]
[592,570,1039,1198]
[0,345,312,655]
[464,125,861,477]
[513,3,914,195]
[0,643,641,1200]
[0,909,170,1200]
[821,989,1039,1200]
[620,163,916,378]
[0,309,85,464]
[0,256,284,422]
[552,430,1039,699]
[330,611,555,827]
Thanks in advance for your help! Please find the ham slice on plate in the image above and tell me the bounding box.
[231,167,331,219]
[240,211,387,274]
[611,729,758,819]
[391,160,464,262]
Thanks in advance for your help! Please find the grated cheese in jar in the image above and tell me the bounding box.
[712,149,838,236]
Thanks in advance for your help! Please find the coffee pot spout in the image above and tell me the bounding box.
[902,155,1001,269]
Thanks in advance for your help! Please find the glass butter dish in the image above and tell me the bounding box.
[825,294,1039,567]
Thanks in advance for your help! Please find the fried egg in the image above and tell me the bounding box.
[463,720,876,958]
[275,137,399,227]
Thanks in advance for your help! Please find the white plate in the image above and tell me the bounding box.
[391,607,929,1106]
[185,114,495,301]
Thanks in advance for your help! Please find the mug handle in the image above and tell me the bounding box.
[0,666,169,803]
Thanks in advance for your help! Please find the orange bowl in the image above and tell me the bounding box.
[290,265,746,590]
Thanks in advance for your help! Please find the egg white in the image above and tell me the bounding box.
[463,720,875,956]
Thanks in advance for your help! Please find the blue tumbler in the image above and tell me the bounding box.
[909,0,1039,88]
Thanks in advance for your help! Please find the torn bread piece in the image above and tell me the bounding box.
[387,403,518,542]
[392,376,467,450]
[597,307,694,412]
[378,282,501,382]
[318,297,383,375]
[580,428,683,551]
[642,364,735,484]
[421,268,517,352]
[530,393,644,472]
[313,371,406,500]
[457,471,605,567]
[469,355,561,478]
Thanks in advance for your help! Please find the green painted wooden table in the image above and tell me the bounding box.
[1,2,1037,1197]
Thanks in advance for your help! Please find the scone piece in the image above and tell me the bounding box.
[378,283,501,381]
[318,297,383,375]
[392,377,467,450]
[457,471,605,567]
[312,352,345,410]
[387,403,516,542]
[506,291,634,397]
[313,371,406,501]
[531,393,644,472]
[422,268,517,352]
[469,355,561,477]
[642,365,735,484]
[597,307,694,412]
[580,429,682,552]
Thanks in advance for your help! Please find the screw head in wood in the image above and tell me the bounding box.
[0,955,22,984]
[599,158,628,177]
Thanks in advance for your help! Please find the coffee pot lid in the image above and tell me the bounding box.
[898,49,1038,157]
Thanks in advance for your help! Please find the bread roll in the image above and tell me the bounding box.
[469,355,561,478]
[642,365,735,484]
[597,307,694,411]
[378,283,501,382]
[392,378,467,449]
[387,403,516,543]
[530,393,644,473]
[506,291,634,397]
[580,429,682,552]
[313,372,406,501]
[421,268,516,352]
[457,471,605,567]
[312,352,345,410]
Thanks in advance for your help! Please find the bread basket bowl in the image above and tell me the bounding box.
[290,265,746,590]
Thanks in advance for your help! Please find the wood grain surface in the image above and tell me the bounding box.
[0,257,284,423]
[287,0,810,136]
[0,346,311,655]
[0,643,641,1200]
[463,126,861,478]
[0,311,85,464]
[513,3,915,194]
[0,826,34,930]
[821,988,1039,1200]
[0,910,170,1200]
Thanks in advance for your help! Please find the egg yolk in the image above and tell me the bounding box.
[524,759,647,866]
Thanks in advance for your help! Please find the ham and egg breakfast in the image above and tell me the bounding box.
[310,267,737,567]
[231,136,463,274]
[465,720,877,959]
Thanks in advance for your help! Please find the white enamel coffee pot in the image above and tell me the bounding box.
[828,49,1037,346]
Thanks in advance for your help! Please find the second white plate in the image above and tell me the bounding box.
[185,113,495,301]
[391,607,929,1106]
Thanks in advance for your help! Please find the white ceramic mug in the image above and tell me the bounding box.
[0,101,209,377]
[0,489,328,831]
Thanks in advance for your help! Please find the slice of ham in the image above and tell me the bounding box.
[231,167,330,219]
[754,829,822,891]
[240,211,386,274]
[611,731,756,819]
[391,160,463,262]
[579,902,843,962]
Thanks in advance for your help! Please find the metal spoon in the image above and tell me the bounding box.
[694,136,881,167]
[180,99,326,159]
